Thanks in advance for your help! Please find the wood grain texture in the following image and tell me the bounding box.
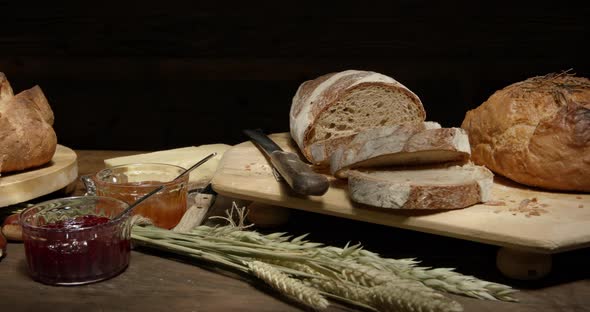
[0,149,589,311]
[0,145,78,207]
[212,133,590,254]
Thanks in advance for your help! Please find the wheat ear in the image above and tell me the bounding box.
[247,260,329,310]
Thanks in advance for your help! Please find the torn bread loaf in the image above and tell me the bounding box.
[348,163,493,209]
[0,73,57,173]
[290,70,426,164]
[330,123,471,178]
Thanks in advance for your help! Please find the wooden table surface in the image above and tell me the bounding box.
[1,150,589,312]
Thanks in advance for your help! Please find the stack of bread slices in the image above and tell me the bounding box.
[289,70,493,209]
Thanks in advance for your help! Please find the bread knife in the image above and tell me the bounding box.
[243,129,329,196]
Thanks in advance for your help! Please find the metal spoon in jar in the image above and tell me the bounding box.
[112,152,218,220]
[173,152,218,182]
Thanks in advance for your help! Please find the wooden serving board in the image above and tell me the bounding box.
[211,133,590,254]
[0,145,78,207]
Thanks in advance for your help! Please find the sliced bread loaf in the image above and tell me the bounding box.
[290,70,426,164]
[348,163,493,209]
[331,125,471,178]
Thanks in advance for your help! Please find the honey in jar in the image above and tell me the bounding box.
[94,163,189,229]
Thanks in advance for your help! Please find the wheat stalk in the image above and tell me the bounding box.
[248,261,329,310]
[356,251,518,301]
[307,278,372,305]
[130,204,519,311]
[370,281,463,312]
[317,246,517,302]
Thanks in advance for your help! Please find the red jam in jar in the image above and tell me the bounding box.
[20,196,132,286]
[43,215,111,229]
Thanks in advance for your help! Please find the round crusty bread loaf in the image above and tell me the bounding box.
[0,73,57,173]
[461,73,590,192]
[348,163,493,209]
[290,70,426,164]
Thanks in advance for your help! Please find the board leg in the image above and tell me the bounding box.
[246,202,291,228]
[496,247,552,280]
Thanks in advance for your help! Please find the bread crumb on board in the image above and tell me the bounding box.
[511,198,549,217]
[485,200,506,206]
[493,197,549,217]
[242,163,275,176]
[490,202,508,214]
[579,204,585,209]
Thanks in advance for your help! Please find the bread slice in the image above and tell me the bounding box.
[290,70,426,163]
[0,74,57,173]
[308,134,362,166]
[331,125,471,178]
[348,163,493,209]
[308,121,441,166]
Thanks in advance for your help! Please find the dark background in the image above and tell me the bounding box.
[1,1,589,150]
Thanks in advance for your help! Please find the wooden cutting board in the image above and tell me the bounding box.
[211,133,590,254]
[0,145,78,207]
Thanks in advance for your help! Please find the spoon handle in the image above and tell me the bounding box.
[112,152,217,221]
[175,152,217,180]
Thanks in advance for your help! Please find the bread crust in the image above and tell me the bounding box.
[0,74,57,173]
[290,70,425,163]
[348,164,493,209]
[0,154,5,176]
[462,73,590,192]
[308,134,357,166]
[331,125,471,178]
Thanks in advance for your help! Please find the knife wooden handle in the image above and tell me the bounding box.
[269,150,329,196]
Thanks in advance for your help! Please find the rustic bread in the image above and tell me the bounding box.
[0,73,57,173]
[330,125,471,178]
[290,70,426,164]
[461,73,590,192]
[309,121,440,166]
[348,163,493,209]
[308,135,358,166]
[0,72,13,102]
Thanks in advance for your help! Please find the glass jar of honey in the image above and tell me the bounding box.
[93,163,188,229]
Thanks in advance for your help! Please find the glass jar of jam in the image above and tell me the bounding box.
[94,163,188,229]
[20,196,131,285]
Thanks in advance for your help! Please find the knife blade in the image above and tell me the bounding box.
[243,129,329,196]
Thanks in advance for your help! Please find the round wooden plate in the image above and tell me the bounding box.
[0,145,78,207]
